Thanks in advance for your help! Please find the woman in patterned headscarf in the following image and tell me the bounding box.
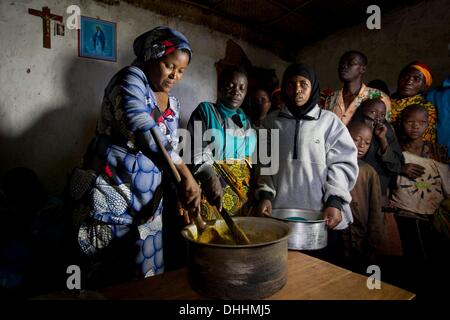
[390,61,437,142]
[68,26,200,286]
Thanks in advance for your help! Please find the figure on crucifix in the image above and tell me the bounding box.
[28,6,63,49]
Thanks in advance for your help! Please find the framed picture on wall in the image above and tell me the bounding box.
[78,16,117,62]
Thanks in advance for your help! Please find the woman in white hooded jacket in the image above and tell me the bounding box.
[255,64,359,230]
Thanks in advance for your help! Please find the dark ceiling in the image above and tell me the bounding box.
[104,0,425,61]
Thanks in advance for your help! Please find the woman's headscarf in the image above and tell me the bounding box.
[281,64,320,119]
[401,61,433,89]
[132,26,192,65]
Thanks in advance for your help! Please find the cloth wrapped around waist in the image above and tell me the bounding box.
[200,158,255,220]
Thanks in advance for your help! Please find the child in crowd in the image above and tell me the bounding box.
[390,104,450,294]
[392,104,450,253]
[350,98,404,201]
[342,122,386,273]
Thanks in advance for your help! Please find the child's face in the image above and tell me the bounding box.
[285,75,312,107]
[402,110,428,140]
[361,101,386,124]
[350,126,373,158]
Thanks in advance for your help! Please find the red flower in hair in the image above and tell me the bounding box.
[161,40,174,47]
[161,40,175,56]
[165,47,175,55]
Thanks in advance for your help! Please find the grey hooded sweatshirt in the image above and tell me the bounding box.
[255,104,359,230]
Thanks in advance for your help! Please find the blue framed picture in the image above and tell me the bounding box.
[79,16,117,62]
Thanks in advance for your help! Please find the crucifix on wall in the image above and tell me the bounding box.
[28,6,63,49]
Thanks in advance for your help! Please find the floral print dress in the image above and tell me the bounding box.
[70,66,181,278]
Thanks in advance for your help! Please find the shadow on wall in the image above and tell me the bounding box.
[174,82,203,129]
[0,58,117,195]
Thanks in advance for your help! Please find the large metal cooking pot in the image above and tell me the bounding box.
[271,209,327,250]
[181,216,291,300]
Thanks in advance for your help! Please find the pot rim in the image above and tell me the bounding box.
[181,216,291,248]
[271,208,327,223]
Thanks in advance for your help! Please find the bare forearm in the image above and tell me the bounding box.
[175,161,194,181]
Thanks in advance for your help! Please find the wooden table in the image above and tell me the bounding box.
[101,251,415,300]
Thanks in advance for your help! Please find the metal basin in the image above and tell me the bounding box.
[271,209,327,251]
[181,216,291,300]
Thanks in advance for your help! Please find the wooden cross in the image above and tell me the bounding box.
[28,6,63,49]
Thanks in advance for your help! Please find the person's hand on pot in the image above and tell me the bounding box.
[257,199,272,217]
[324,207,342,229]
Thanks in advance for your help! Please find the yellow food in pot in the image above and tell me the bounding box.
[196,224,279,245]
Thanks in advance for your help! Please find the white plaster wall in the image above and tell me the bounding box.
[297,0,450,93]
[0,0,288,194]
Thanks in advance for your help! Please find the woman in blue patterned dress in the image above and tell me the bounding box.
[68,26,200,287]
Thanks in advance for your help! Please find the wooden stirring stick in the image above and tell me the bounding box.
[217,206,251,245]
[150,126,250,245]
[150,127,207,234]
